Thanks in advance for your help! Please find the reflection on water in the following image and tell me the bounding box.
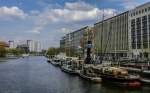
[0,56,150,93]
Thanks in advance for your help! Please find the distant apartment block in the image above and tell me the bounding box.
[71,26,88,49]
[29,40,41,52]
[60,36,66,49]
[8,40,15,49]
[64,26,88,49]
[61,26,92,56]
[15,40,41,53]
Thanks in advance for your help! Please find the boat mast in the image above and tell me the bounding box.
[69,33,71,57]
[100,9,105,63]
[114,11,117,63]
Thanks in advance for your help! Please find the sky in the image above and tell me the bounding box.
[0,0,149,49]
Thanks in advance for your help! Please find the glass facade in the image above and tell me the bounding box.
[142,16,148,48]
[131,19,136,49]
[131,15,150,50]
[149,15,150,47]
[136,17,142,49]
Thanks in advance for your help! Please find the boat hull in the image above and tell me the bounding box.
[140,70,150,85]
[47,59,51,63]
[51,62,60,67]
[140,78,150,85]
[100,74,141,88]
[61,66,77,74]
[79,72,102,83]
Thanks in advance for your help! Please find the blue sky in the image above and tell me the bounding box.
[0,0,149,49]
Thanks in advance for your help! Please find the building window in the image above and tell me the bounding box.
[136,17,141,35]
[143,35,148,49]
[133,12,135,16]
[143,42,148,48]
[149,15,150,47]
[142,16,148,49]
[132,43,136,49]
[139,10,141,14]
[149,15,150,30]
[149,7,150,11]
[142,9,144,13]
[137,43,141,49]
[132,37,136,43]
[136,11,138,15]
[131,19,136,49]
[145,8,147,12]
[137,35,141,44]
[142,16,147,35]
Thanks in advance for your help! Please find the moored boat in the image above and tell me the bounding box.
[61,57,79,74]
[79,72,102,83]
[47,58,51,63]
[121,62,150,85]
[79,64,102,83]
[22,54,29,58]
[95,66,141,88]
[140,70,150,85]
[6,54,19,59]
[61,65,78,74]
[51,58,61,67]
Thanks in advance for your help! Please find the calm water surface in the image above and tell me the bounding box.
[0,56,149,93]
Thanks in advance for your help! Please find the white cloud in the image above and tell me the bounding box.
[120,0,139,10]
[43,1,117,22]
[65,1,94,11]
[107,0,148,10]
[0,1,117,48]
[113,0,148,10]
[59,28,72,34]
[0,6,27,20]
[29,1,117,34]
[34,1,116,32]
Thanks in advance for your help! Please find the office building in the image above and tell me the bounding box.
[94,11,129,58]
[129,2,150,58]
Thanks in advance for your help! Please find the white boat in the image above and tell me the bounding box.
[61,65,77,74]
[22,54,29,57]
[47,58,52,63]
[7,55,19,59]
[61,57,81,74]
[51,58,61,67]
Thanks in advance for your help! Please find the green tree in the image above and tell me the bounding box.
[40,50,46,55]
[0,46,6,57]
[46,47,60,56]
[7,48,25,56]
[65,48,77,57]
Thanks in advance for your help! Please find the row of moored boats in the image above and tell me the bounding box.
[47,57,150,88]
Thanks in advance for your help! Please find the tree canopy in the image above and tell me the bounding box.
[46,47,60,56]
[0,46,6,57]
[7,48,25,56]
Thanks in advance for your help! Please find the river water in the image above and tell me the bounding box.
[0,56,149,93]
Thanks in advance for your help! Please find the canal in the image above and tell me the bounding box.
[0,56,150,93]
